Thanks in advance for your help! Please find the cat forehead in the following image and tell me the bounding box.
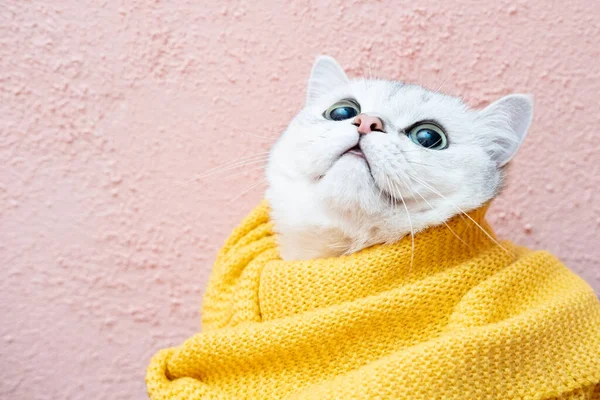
[310,79,469,127]
[352,80,464,110]
[313,79,466,113]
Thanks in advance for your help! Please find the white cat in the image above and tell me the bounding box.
[265,56,533,261]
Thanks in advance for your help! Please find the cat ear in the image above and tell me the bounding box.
[480,94,533,167]
[306,56,349,106]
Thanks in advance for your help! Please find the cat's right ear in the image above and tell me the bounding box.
[306,56,349,106]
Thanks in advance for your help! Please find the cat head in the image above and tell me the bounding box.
[266,56,533,260]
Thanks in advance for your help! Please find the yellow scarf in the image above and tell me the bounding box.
[147,202,600,399]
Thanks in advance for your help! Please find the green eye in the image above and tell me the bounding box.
[324,100,361,121]
[408,123,448,150]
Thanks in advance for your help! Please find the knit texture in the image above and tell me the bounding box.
[146,201,600,399]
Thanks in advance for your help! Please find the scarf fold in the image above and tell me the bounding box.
[147,201,600,399]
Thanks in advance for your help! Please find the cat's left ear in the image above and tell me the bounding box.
[479,94,534,167]
[306,56,349,106]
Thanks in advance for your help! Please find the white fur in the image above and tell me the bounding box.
[266,56,533,260]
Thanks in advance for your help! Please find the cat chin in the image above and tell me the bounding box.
[317,156,383,209]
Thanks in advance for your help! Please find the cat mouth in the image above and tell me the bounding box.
[341,142,374,177]
[343,144,366,159]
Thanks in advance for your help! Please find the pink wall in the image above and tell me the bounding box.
[1,1,599,398]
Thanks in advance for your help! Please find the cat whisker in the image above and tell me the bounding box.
[407,173,512,255]
[190,156,269,181]
[235,130,279,140]
[406,173,469,216]
[406,161,437,168]
[375,176,386,201]
[229,179,268,203]
[409,184,473,251]
[404,173,467,223]
[398,168,471,249]
[227,126,279,140]
[384,176,396,209]
[211,165,266,181]
[188,152,270,179]
[435,75,451,93]
[193,158,269,181]
[381,176,412,273]
[211,152,270,168]
[388,175,415,275]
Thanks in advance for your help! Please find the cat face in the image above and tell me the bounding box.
[266,56,533,260]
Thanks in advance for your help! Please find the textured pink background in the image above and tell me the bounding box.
[1,1,599,399]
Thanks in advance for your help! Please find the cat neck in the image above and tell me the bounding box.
[267,190,494,261]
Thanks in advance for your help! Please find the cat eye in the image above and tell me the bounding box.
[324,99,361,121]
[408,123,448,150]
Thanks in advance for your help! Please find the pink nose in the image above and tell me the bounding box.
[352,114,384,134]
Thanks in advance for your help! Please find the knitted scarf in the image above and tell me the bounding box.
[146,202,600,399]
